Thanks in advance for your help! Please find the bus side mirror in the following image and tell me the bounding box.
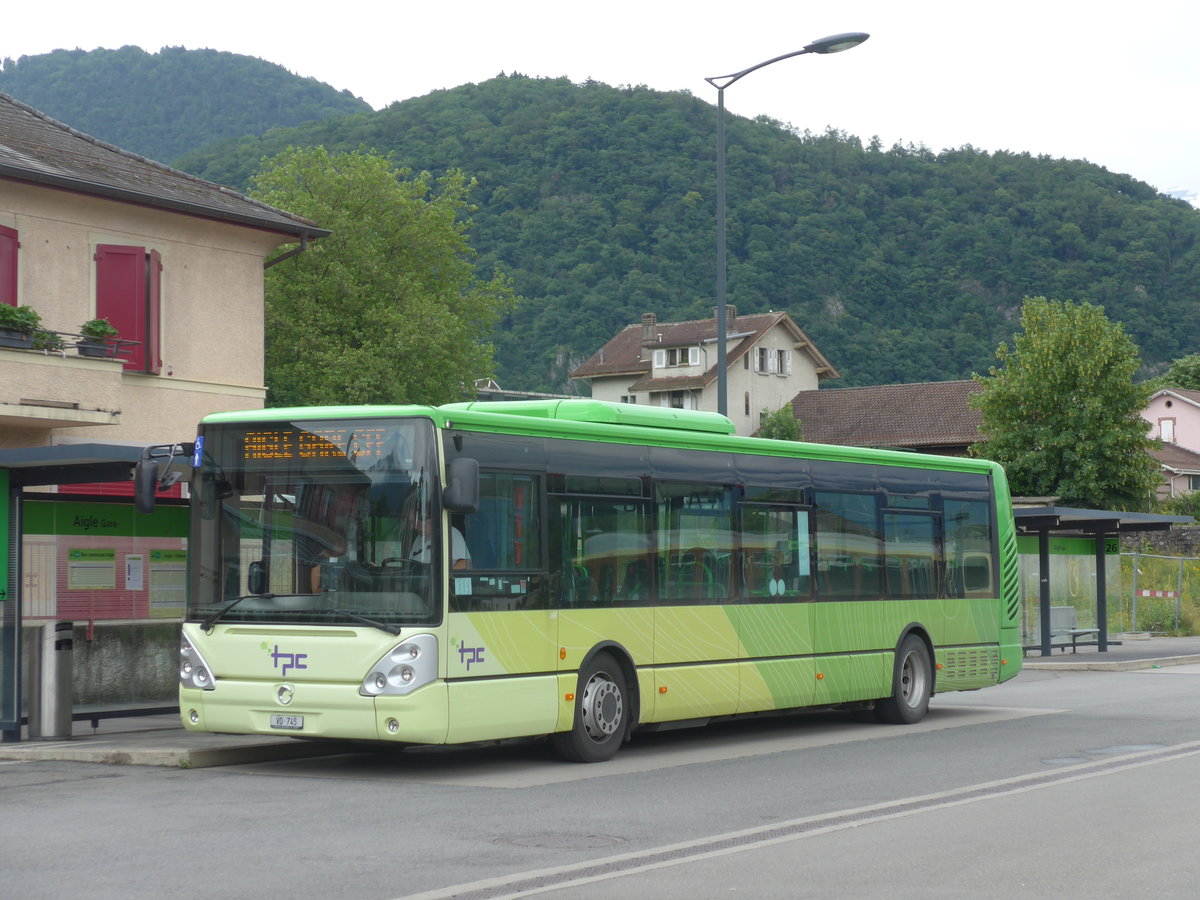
[248,560,269,595]
[134,459,160,514]
[443,457,479,513]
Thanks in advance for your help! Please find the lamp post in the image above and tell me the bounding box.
[706,32,870,418]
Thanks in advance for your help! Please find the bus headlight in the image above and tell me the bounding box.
[180,634,217,691]
[360,634,437,696]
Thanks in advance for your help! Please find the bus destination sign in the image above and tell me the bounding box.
[242,427,391,462]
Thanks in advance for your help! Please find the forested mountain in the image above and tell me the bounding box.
[0,47,371,163]
[9,50,1193,392]
[175,75,1200,392]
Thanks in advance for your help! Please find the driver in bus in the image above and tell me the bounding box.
[409,510,471,570]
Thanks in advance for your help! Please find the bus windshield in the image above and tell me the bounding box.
[187,417,440,629]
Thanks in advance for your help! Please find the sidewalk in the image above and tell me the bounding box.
[0,711,355,768]
[3,635,1199,769]
[1021,633,1200,671]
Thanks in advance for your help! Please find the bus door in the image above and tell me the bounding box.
[445,471,559,743]
[736,494,816,714]
[653,482,740,720]
[555,482,655,721]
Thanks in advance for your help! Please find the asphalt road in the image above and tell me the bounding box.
[4,664,1200,899]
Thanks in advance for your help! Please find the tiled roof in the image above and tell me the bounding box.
[570,312,838,386]
[1152,442,1200,473]
[0,92,326,238]
[790,380,983,450]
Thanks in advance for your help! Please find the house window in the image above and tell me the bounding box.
[755,347,781,374]
[621,395,637,404]
[1160,418,1176,443]
[655,347,700,368]
[666,390,692,410]
[95,244,162,374]
[1189,475,1200,492]
[0,224,17,306]
[744,392,750,416]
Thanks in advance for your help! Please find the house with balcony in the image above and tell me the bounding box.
[0,91,326,450]
[569,307,838,437]
[0,92,326,724]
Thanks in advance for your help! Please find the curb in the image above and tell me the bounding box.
[0,736,357,768]
[1022,654,1200,672]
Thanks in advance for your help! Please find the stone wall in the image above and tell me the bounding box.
[1122,526,1200,558]
[21,622,177,707]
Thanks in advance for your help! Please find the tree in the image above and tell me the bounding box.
[250,146,516,406]
[970,296,1160,509]
[1147,353,1200,392]
[757,406,801,441]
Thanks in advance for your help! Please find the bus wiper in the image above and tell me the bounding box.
[328,609,403,635]
[200,593,276,631]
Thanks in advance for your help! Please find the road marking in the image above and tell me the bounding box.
[398,740,1200,900]
[237,704,1057,788]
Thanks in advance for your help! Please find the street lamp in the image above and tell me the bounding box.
[706,32,870,418]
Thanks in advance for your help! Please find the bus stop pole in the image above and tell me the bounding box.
[1039,527,1051,657]
[1095,531,1108,652]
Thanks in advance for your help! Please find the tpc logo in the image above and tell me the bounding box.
[457,640,485,671]
[268,644,308,677]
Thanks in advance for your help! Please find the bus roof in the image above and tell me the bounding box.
[200,400,1002,477]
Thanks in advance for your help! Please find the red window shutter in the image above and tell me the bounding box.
[0,224,17,306]
[146,248,162,374]
[95,244,147,372]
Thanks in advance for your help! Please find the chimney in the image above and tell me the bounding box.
[641,313,657,343]
[714,305,737,326]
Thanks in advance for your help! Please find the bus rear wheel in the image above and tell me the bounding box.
[553,652,628,763]
[875,635,932,725]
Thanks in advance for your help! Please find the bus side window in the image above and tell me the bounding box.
[814,491,882,599]
[559,496,651,606]
[944,499,995,598]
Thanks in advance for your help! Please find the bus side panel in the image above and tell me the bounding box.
[446,611,559,680]
[811,652,890,705]
[442,611,561,742]
[653,605,740,718]
[653,662,741,721]
[811,600,909,701]
[736,602,816,713]
[445,676,560,743]
[941,596,1002,647]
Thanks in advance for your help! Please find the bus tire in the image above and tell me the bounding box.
[552,652,628,763]
[875,634,932,725]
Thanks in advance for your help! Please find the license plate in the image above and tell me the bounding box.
[269,714,304,730]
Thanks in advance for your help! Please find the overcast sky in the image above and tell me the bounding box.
[6,0,1198,204]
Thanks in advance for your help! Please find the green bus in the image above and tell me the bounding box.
[177,399,1021,762]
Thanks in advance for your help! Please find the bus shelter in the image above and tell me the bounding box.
[1014,506,1192,657]
[0,443,190,742]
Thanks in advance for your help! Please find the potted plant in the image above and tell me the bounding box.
[77,317,120,357]
[0,304,42,349]
[32,327,67,353]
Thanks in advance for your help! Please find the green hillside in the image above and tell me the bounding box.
[8,50,1194,393]
[0,46,371,163]
[176,75,1200,393]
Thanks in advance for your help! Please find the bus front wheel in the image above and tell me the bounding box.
[553,652,628,763]
[875,635,932,725]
